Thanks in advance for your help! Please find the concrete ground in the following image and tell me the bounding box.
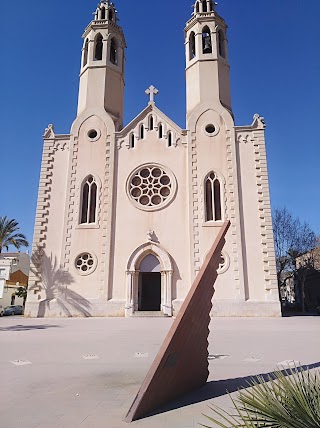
[0,316,319,428]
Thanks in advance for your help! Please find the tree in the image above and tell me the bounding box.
[0,216,29,253]
[16,285,28,306]
[273,207,317,312]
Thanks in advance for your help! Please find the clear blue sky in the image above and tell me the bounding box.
[1,0,319,251]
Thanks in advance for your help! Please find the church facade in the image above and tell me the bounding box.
[25,0,281,318]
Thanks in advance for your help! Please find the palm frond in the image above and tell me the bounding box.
[202,368,320,428]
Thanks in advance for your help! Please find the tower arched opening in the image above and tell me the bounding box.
[110,38,118,65]
[94,33,103,61]
[205,172,222,222]
[189,32,196,60]
[202,26,212,54]
[83,39,89,67]
[218,30,226,58]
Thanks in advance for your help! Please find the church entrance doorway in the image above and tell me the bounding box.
[138,272,161,311]
[125,243,174,317]
[138,254,161,312]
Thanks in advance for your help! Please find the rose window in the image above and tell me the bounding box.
[127,164,176,211]
[75,253,96,275]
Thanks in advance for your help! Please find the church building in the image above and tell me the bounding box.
[25,0,281,318]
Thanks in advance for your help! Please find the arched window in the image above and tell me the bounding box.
[202,26,212,54]
[83,39,89,67]
[218,30,226,58]
[149,116,154,130]
[158,124,163,139]
[94,34,103,61]
[110,38,118,65]
[109,9,113,21]
[196,1,200,13]
[140,124,144,139]
[101,7,106,20]
[205,172,222,222]
[130,133,135,148]
[209,0,214,11]
[80,176,98,224]
[168,131,172,147]
[202,0,207,12]
[189,32,196,60]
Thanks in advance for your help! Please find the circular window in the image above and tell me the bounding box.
[87,129,101,142]
[75,252,97,276]
[204,123,219,137]
[217,251,230,275]
[127,164,177,211]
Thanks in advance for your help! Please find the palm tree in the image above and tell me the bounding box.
[0,217,29,253]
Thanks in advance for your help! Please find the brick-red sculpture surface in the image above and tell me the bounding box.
[124,221,230,422]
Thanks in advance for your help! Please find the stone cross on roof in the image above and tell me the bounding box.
[145,85,159,105]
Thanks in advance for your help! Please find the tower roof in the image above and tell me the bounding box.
[94,0,118,23]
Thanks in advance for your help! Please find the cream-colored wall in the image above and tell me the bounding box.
[111,128,191,303]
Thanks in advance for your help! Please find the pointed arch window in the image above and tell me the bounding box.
[83,39,89,67]
[130,133,135,148]
[109,9,113,21]
[196,1,200,13]
[94,33,103,61]
[205,172,222,222]
[80,176,98,224]
[158,124,163,139]
[139,124,145,139]
[189,32,196,60]
[218,30,226,58]
[149,116,154,130]
[110,38,118,65]
[168,131,172,147]
[100,7,106,20]
[202,26,212,54]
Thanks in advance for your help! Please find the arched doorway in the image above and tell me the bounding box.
[138,255,161,311]
[126,242,173,317]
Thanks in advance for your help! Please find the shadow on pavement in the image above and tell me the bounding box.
[0,324,62,332]
[146,361,320,417]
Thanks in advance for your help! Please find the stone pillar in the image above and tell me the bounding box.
[162,270,173,316]
[125,270,135,317]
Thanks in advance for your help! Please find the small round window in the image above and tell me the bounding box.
[127,164,177,211]
[217,251,230,275]
[204,123,219,137]
[87,129,101,141]
[75,252,97,276]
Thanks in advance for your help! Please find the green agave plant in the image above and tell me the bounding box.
[202,368,320,428]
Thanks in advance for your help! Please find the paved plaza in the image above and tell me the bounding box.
[0,316,319,428]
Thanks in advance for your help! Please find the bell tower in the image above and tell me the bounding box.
[185,0,231,117]
[77,0,126,129]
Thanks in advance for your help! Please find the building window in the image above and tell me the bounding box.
[75,252,97,275]
[158,124,163,139]
[167,131,172,147]
[94,34,103,61]
[196,1,200,13]
[202,26,212,54]
[189,32,196,60]
[149,116,154,130]
[218,30,226,58]
[205,172,222,222]
[109,9,113,21]
[80,176,98,224]
[83,39,89,67]
[130,133,135,148]
[110,38,118,65]
[140,124,144,139]
[101,7,106,20]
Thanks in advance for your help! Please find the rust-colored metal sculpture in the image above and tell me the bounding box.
[124,221,230,422]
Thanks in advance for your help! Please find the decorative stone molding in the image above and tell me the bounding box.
[252,129,278,295]
[190,132,201,275]
[28,139,56,292]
